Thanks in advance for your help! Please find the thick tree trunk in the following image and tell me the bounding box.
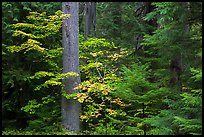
[62,2,81,132]
[84,2,96,40]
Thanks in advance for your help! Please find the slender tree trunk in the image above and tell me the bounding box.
[84,2,90,40]
[79,2,85,33]
[90,2,96,37]
[84,2,96,40]
[62,2,81,132]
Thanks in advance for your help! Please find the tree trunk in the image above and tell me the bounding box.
[134,2,156,58]
[84,2,96,40]
[62,2,81,132]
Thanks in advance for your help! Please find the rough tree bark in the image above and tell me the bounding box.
[84,2,96,40]
[62,2,81,132]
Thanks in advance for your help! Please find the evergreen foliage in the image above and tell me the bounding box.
[2,2,202,135]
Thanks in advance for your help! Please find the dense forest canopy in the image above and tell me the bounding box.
[2,2,202,135]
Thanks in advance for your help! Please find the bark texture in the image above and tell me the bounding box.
[62,2,81,132]
[84,2,96,39]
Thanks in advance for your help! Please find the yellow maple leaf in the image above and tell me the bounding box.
[111,98,126,106]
